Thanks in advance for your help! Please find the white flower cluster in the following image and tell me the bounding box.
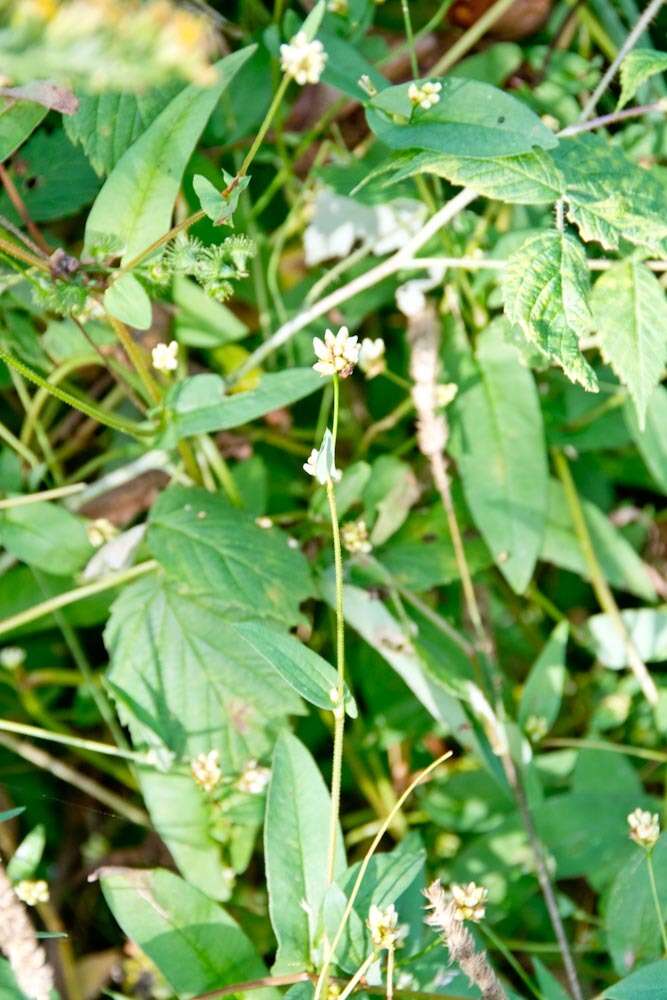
[341,519,372,555]
[190,749,221,793]
[358,337,386,379]
[450,882,487,923]
[14,880,49,907]
[0,646,25,670]
[280,31,327,85]
[408,81,442,110]
[313,326,360,378]
[628,807,660,850]
[237,760,271,795]
[152,340,179,373]
[367,903,402,950]
[86,517,118,548]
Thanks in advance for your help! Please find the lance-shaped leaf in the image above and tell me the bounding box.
[503,230,598,391]
[0,96,47,162]
[518,622,568,732]
[84,46,255,264]
[592,261,667,430]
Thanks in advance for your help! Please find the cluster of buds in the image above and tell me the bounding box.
[152,340,179,374]
[628,807,660,850]
[312,327,360,379]
[237,760,271,795]
[408,81,442,111]
[367,903,403,950]
[14,880,49,907]
[358,338,386,379]
[280,31,327,86]
[0,647,26,670]
[451,882,488,923]
[190,749,222,793]
[86,517,118,548]
[341,519,372,555]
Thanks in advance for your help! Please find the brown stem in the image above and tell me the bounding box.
[0,164,51,255]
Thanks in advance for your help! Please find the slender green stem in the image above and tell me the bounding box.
[545,737,667,764]
[480,924,544,1000]
[431,0,517,75]
[0,416,40,470]
[338,954,377,1000]
[105,313,161,405]
[197,434,243,506]
[0,718,147,763]
[0,234,49,271]
[0,560,158,637]
[400,0,419,77]
[646,852,667,955]
[0,483,84,508]
[325,471,345,885]
[386,943,395,1000]
[0,346,152,439]
[331,374,340,451]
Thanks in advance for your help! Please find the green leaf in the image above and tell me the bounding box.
[0,807,24,824]
[625,386,667,491]
[605,961,667,999]
[64,86,180,175]
[592,262,667,429]
[449,322,549,593]
[83,46,255,265]
[147,486,313,625]
[363,456,419,546]
[586,607,667,668]
[319,30,388,100]
[104,273,152,330]
[105,573,304,760]
[160,369,322,446]
[173,276,247,348]
[7,825,45,882]
[518,622,568,731]
[366,77,557,157]
[265,732,345,972]
[301,0,326,40]
[228,621,356,718]
[0,958,24,1000]
[618,49,667,109]
[541,479,656,602]
[193,170,249,226]
[0,501,93,576]
[606,834,667,974]
[503,230,598,391]
[0,96,47,163]
[533,958,571,1000]
[100,867,278,1000]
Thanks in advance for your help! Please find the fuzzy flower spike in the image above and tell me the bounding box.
[280,31,327,85]
[312,326,360,378]
[628,807,660,849]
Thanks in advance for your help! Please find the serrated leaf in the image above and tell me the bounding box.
[64,86,180,175]
[592,262,667,429]
[265,732,345,972]
[147,486,314,625]
[518,622,568,731]
[84,47,255,264]
[618,49,667,109]
[503,230,598,391]
[104,273,152,330]
[0,96,47,162]
[100,867,278,1000]
[367,77,557,157]
[160,369,322,446]
[449,323,549,593]
[625,386,667,491]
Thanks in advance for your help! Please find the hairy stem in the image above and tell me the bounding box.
[647,852,667,955]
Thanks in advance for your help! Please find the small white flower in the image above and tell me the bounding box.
[358,338,386,379]
[341,519,372,555]
[15,879,49,907]
[328,0,348,12]
[358,73,377,97]
[408,81,442,111]
[628,807,660,850]
[524,714,548,744]
[237,760,271,795]
[0,646,25,670]
[312,326,360,378]
[436,383,458,407]
[303,429,343,485]
[255,516,273,529]
[86,517,118,548]
[451,882,487,923]
[151,340,179,373]
[190,749,221,793]
[280,31,327,86]
[367,903,402,950]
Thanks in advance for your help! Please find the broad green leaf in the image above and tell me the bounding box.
[366,77,557,157]
[301,0,326,40]
[554,135,667,256]
[592,262,667,429]
[503,230,598,391]
[320,29,388,100]
[229,620,356,717]
[377,147,564,204]
[147,486,313,625]
[363,455,419,546]
[0,501,93,576]
[64,86,180,175]
[265,732,345,972]
[618,49,667,109]
[0,958,23,1000]
[104,273,152,330]
[450,323,549,593]
[100,867,278,1000]
[84,47,255,264]
[586,607,667,668]
[7,825,45,882]
[160,369,322,446]
[605,961,667,999]
[533,958,571,1000]
[541,479,656,602]
[173,276,247,348]
[518,622,568,731]
[606,834,667,974]
[625,385,667,492]
[105,573,304,760]
[0,96,47,162]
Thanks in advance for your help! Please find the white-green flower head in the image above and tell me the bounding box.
[313,326,360,378]
[280,31,327,85]
[190,749,221,793]
[367,902,402,950]
[303,428,342,484]
[408,81,442,111]
[151,340,179,373]
[15,879,49,907]
[358,337,386,379]
[628,807,660,850]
